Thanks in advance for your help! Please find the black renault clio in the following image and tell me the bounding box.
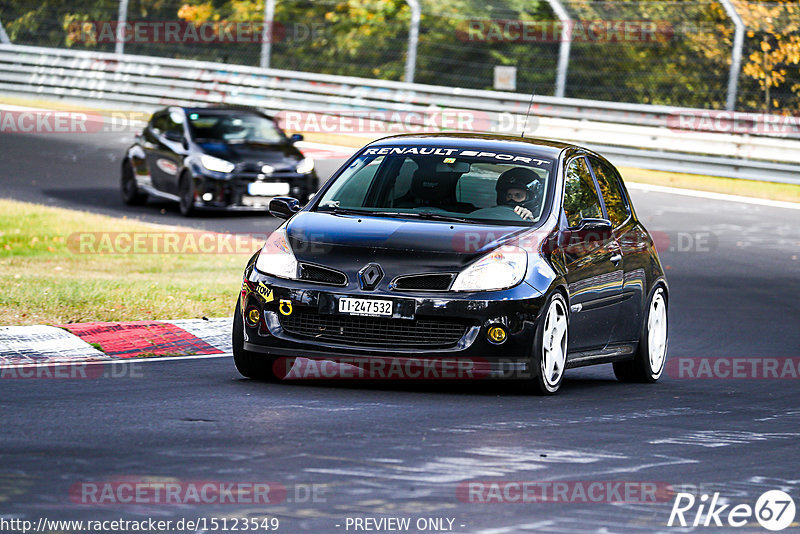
[233,133,668,394]
[122,106,318,216]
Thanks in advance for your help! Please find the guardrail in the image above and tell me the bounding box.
[1,43,799,184]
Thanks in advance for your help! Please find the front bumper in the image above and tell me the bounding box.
[238,270,547,363]
[193,171,317,209]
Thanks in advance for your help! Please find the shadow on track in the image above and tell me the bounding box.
[232,372,634,397]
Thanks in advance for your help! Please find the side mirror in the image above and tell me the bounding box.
[269,197,301,219]
[289,133,303,143]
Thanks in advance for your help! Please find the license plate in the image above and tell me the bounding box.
[248,182,289,196]
[241,195,270,207]
[338,298,393,317]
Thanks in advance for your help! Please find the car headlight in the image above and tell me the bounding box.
[451,246,528,292]
[200,154,235,173]
[296,158,314,174]
[254,228,298,279]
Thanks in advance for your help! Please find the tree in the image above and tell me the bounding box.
[737,0,800,112]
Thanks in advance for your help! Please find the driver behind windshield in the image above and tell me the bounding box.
[471,167,544,221]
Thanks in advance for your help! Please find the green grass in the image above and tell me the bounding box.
[0,199,251,326]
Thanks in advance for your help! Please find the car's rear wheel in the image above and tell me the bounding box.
[178,172,196,217]
[613,286,668,383]
[529,292,569,395]
[121,160,147,205]
[232,301,290,381]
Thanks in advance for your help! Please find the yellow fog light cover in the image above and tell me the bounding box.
[246,307,261,326]
[487,325,507,344]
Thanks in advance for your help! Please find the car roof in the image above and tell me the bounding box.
[177,106,269,116]
[367,133,580,159]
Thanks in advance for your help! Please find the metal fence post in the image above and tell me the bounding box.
[115,0,129,54]
[404,0,420,83]
[543,0,571,98]
[260,0,276,68]
[0,18,10,44]
[259,0,275,69]
[719,0,744,110]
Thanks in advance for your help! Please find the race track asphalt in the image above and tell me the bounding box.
[1,130,799,533]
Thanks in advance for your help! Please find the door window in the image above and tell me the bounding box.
[589,157,630,228]
[563,157,603,227]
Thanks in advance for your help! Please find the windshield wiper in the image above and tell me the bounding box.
[316,206,374,216]
[370,211,473,223]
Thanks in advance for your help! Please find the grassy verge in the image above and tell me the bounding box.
[0,199,249,326]
[619,166,800,203]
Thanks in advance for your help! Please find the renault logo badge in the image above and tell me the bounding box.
[358,263,384,290]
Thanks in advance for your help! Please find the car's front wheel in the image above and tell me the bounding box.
[232,301,290,381]
[613,286,668,383]
[178,172,196,217]
[529,292,569,395]
[121,160,147,205]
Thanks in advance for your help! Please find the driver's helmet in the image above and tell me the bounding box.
[495,167,541,207]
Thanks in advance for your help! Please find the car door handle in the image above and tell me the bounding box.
[610,253,622,265]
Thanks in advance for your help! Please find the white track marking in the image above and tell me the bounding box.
[628,182,800,210]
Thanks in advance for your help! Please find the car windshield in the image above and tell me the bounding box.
[314,147,554,225]
[187,112,286,144]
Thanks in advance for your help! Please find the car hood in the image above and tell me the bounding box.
[285,211,531,277]
[197,141,303,170]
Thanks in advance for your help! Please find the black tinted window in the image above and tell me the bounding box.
[151,114,168,134]
[563,157,602,227]
[165,111,184,137]
[590,157,630,227]
[187,112,284,143]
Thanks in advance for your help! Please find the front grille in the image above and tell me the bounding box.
[279,311,468,348]
[299,263,347,286]
[393,273,455,291]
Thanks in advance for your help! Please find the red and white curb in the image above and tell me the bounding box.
[0,318,232,366]
[294,140,357,160]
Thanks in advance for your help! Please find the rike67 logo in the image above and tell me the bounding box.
[668,490,796,531]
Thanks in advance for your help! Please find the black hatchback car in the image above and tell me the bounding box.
[122,106,318,216]
[233,134,668,394]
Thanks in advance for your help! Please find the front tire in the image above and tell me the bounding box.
[179,172,196,217]
[121,160,147,206]
[613,286,668,383]
[232,301,287,381]
[529,292,569,395]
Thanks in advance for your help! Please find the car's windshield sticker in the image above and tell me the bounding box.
[362,147,550,165]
